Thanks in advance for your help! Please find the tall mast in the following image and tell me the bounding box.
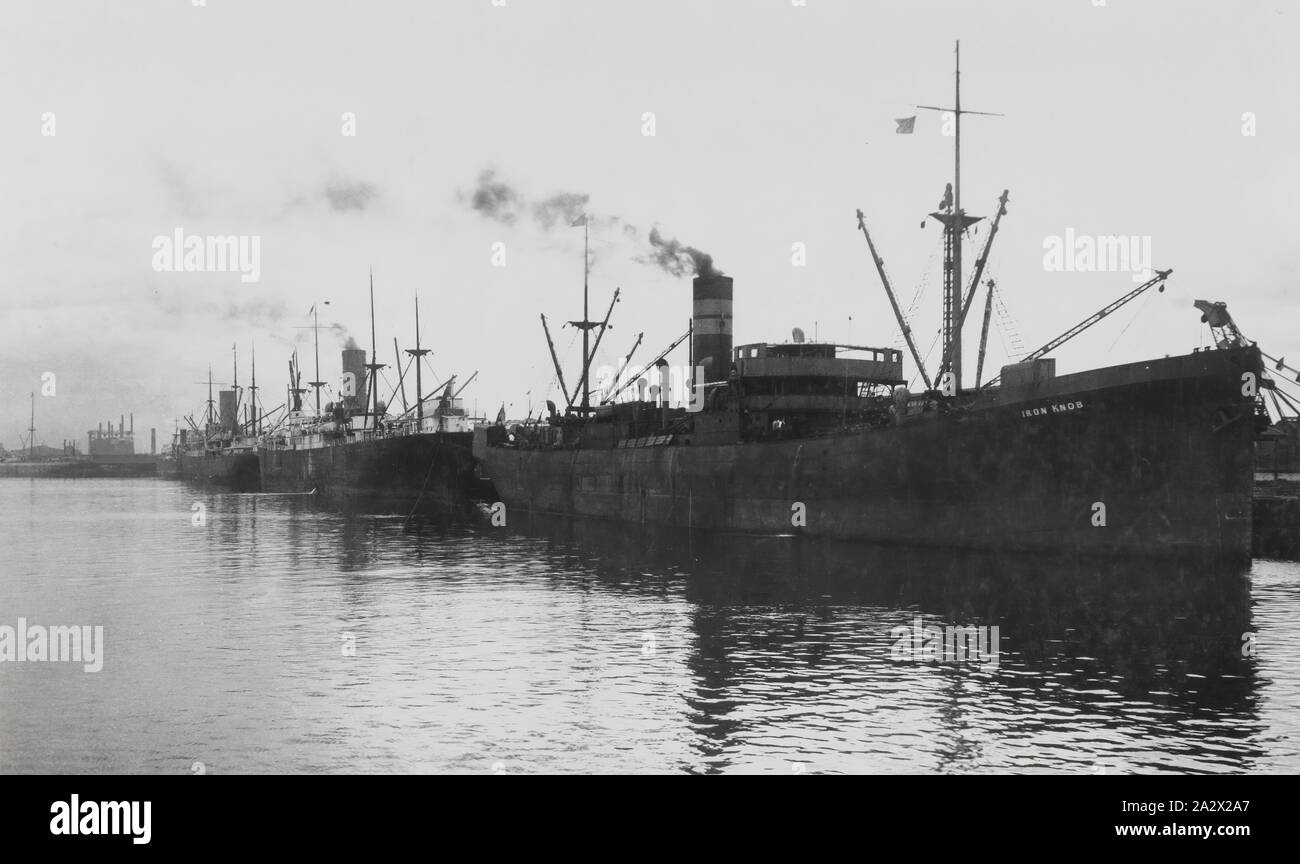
[566,216,602,416]
[27,391,35,458]
[582,218,590,413]
[951,42,961,389]
[232,343,239,432]
[918,41,1001,394]
[249,342,259,435]
[406,293,431,422]
[365,270,386,430]
[309,305,324,414]
[951,40,963,391]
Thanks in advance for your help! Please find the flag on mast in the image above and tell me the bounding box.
[895,116,917,134]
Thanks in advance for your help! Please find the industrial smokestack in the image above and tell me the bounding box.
[130,413,134,435]
[692,274,734,383]
[151,428,156,455]
[120,415,124,436]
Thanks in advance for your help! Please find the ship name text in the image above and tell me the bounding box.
[1020,400,1084,419]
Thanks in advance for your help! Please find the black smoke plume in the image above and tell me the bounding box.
[467,169,523,225]
[644,227,719,278]
[533,192,590,230]
[463,169,720,277]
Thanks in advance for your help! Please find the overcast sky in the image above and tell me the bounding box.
[2,0,1297,449]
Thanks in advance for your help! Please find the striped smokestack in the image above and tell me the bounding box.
[692,274,733,383]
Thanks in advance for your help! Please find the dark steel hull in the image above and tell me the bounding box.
[258,432,476,516]
[478,347,1263,565]
[178,449,261,491]
[156,456,183,480]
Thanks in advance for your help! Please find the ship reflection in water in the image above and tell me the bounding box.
[0,481,1296,774]
[496,513,1282,774]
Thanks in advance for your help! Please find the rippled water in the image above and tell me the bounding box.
[1,478,1297,774]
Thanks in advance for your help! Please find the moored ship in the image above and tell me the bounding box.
[475,43,1270,566]
[176,365,261,491]
[258,281,478,516]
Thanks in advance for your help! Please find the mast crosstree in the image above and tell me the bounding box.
[916,40,1004,393]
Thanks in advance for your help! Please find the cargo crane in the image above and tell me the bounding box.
[596,331,646,405]
[981,268,1173,389]
[855,209,934,392]
[1198,302,1300,421]
[1193,300,1248,349]
[603,328,692,405]
[974,278,997,388]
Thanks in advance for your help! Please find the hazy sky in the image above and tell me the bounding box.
[2,0,1297,449]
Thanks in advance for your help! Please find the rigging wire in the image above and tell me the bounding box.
[1107,283,1157,353]
[910,329,942,390]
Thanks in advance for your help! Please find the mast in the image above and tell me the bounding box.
[582,219,590,413]
[309,305,324,414]
[569,288,620,411]
[583,219,589,412]
[249,343,259,435]
[565,216,602,416]
[405,293,431,422]
[917,41,1001,394]
[952,40,962,392]
[27,391,35,458]
[364,270,386,430]
[206,366,215,440]
[232,343,239,433]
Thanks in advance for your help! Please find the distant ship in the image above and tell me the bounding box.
[176,363,261,491]
[475,43,1268,566]
[257,279,478,516]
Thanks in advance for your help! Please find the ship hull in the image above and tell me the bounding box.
[478,348,1262,565]
[258,432,476,516]
[178,449,261,491]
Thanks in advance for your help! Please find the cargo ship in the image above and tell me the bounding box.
[474,43,1268,566]
[176,365,261,491]
[257,280,478,516]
